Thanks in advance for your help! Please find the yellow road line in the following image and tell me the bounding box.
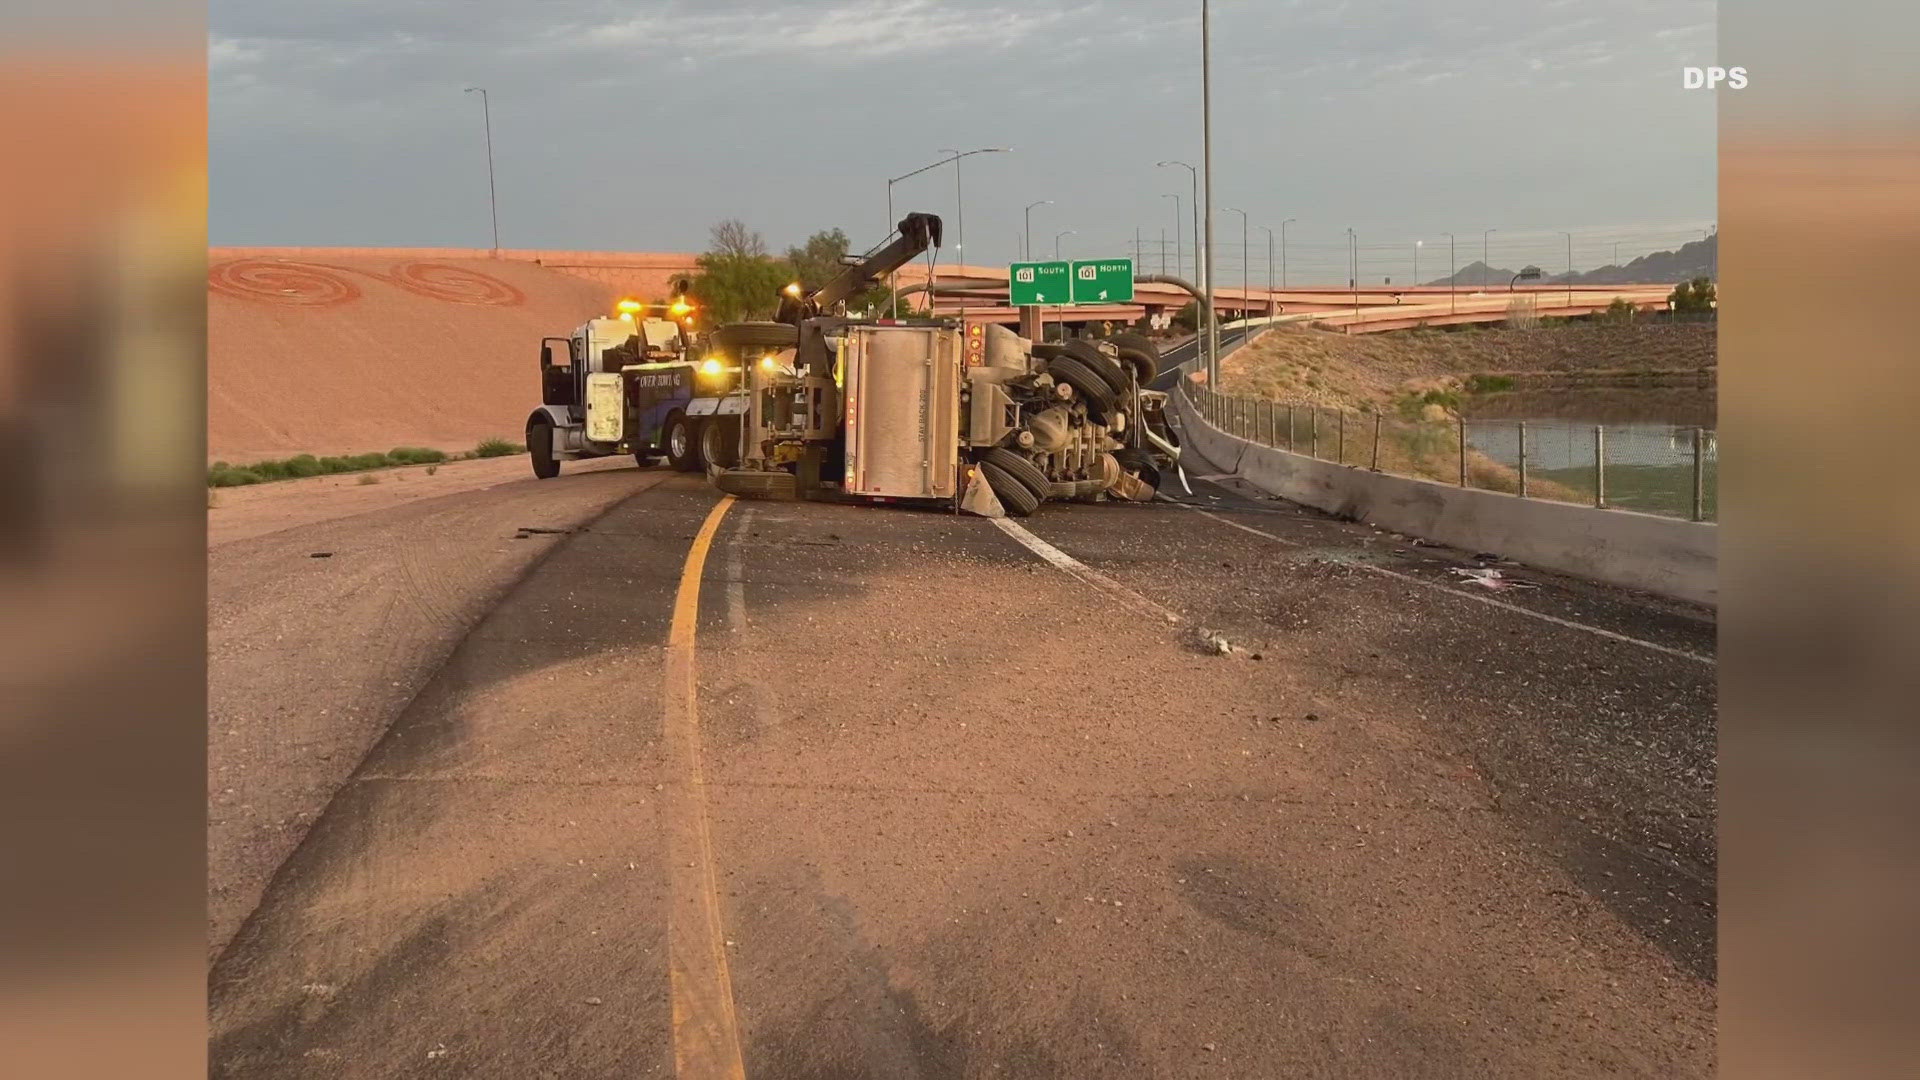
[663,495,745,1080]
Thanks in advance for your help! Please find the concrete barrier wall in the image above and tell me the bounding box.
[1172,390,1717,606]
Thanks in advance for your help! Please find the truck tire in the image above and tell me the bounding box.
[979,447,1050,499]
[1030,342,1067,361]
[1062,339,1130,396]
[979,462,1040,517]
[701,417,740,469]
[1046,356,1117,413]
[1106,332,1161,382]
[712,321,799,350]
[665,413,703,472]
[528,419,561,479]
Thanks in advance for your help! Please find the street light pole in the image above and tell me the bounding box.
[1158,159,1203,369]
[1200,0,1218,381]
[1445,232,1456,314]
[1281,218,1294,290]
[935,146,1010,266]
[1224,206,1248,322]
[1024,199,1052,265]
[1346,228,1359,326]
[1414,239,1422,290]
[1161,193,1183,279]
[1054,229,1075,260]
[887,148,1010,316]
[1256,224,1275,317]
[463,87,500,253]
[1482,228,1496,290]
[1559,230,1574,310]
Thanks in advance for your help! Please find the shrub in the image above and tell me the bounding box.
[357,473,381,485]
[475,437,525,458]
[1464,374,1516,394]
[388,446,447,465]
[207,466,265,487]
[285,454,324,477]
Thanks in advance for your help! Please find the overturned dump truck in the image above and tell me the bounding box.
[702,213,1178,516]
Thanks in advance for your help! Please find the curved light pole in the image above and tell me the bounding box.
[935,146,1011,264]
[1023,199,1053,262]
[887,148,1010,315]
[463,87,499,253]
[1482,228,1497,290]
[1053,229,1076,260]
[1161,193,1183,278]
[1157,162,1200,288]
[1158,158,1204,369]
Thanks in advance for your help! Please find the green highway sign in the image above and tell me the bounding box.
[1070,259,1135,303]
[1009,261,1071,305]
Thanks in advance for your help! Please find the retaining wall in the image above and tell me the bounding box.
[1172,389,1717,606]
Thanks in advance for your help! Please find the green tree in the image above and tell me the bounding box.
[783,228,891,315]
[686,219,793,324]
[1599,296,1637,324]
[1668,276,1716,313]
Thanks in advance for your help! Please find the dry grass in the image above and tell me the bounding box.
[1218,322,1716,418]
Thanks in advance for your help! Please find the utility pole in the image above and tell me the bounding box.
[463,87,500,253]
[1482,228,1496,290]
[1160,227,1168,275]
[1200,0,1218,381]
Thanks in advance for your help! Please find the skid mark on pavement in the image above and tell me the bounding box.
[664,495,747,1080]
[725,506,754,634]
[1179,503,1714,665]
[991,517,1182,625]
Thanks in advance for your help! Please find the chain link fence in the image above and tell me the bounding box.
[1187,383,1716,522]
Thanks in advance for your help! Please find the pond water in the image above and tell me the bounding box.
[1464,419,1717,521]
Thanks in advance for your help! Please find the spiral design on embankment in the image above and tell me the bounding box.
[207,260,362,306]
[387,262,526,306]
[207,258,526,307]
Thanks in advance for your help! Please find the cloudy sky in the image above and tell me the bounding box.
[210,0,1718,284]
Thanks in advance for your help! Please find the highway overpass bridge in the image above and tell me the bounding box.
[891,262,1679,335]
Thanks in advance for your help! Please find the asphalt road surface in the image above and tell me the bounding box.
[209,454,1716,1077]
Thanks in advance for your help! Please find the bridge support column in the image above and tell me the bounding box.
[1018,305,1042,343]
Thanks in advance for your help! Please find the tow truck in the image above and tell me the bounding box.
[704,212,1179,515]
[524,294,748,478]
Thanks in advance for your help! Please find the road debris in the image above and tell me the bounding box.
[1449,566,1537,592]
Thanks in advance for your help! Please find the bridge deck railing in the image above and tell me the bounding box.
[1182,379,1716,523]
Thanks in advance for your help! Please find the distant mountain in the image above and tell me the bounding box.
[1423,234,1716,288]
